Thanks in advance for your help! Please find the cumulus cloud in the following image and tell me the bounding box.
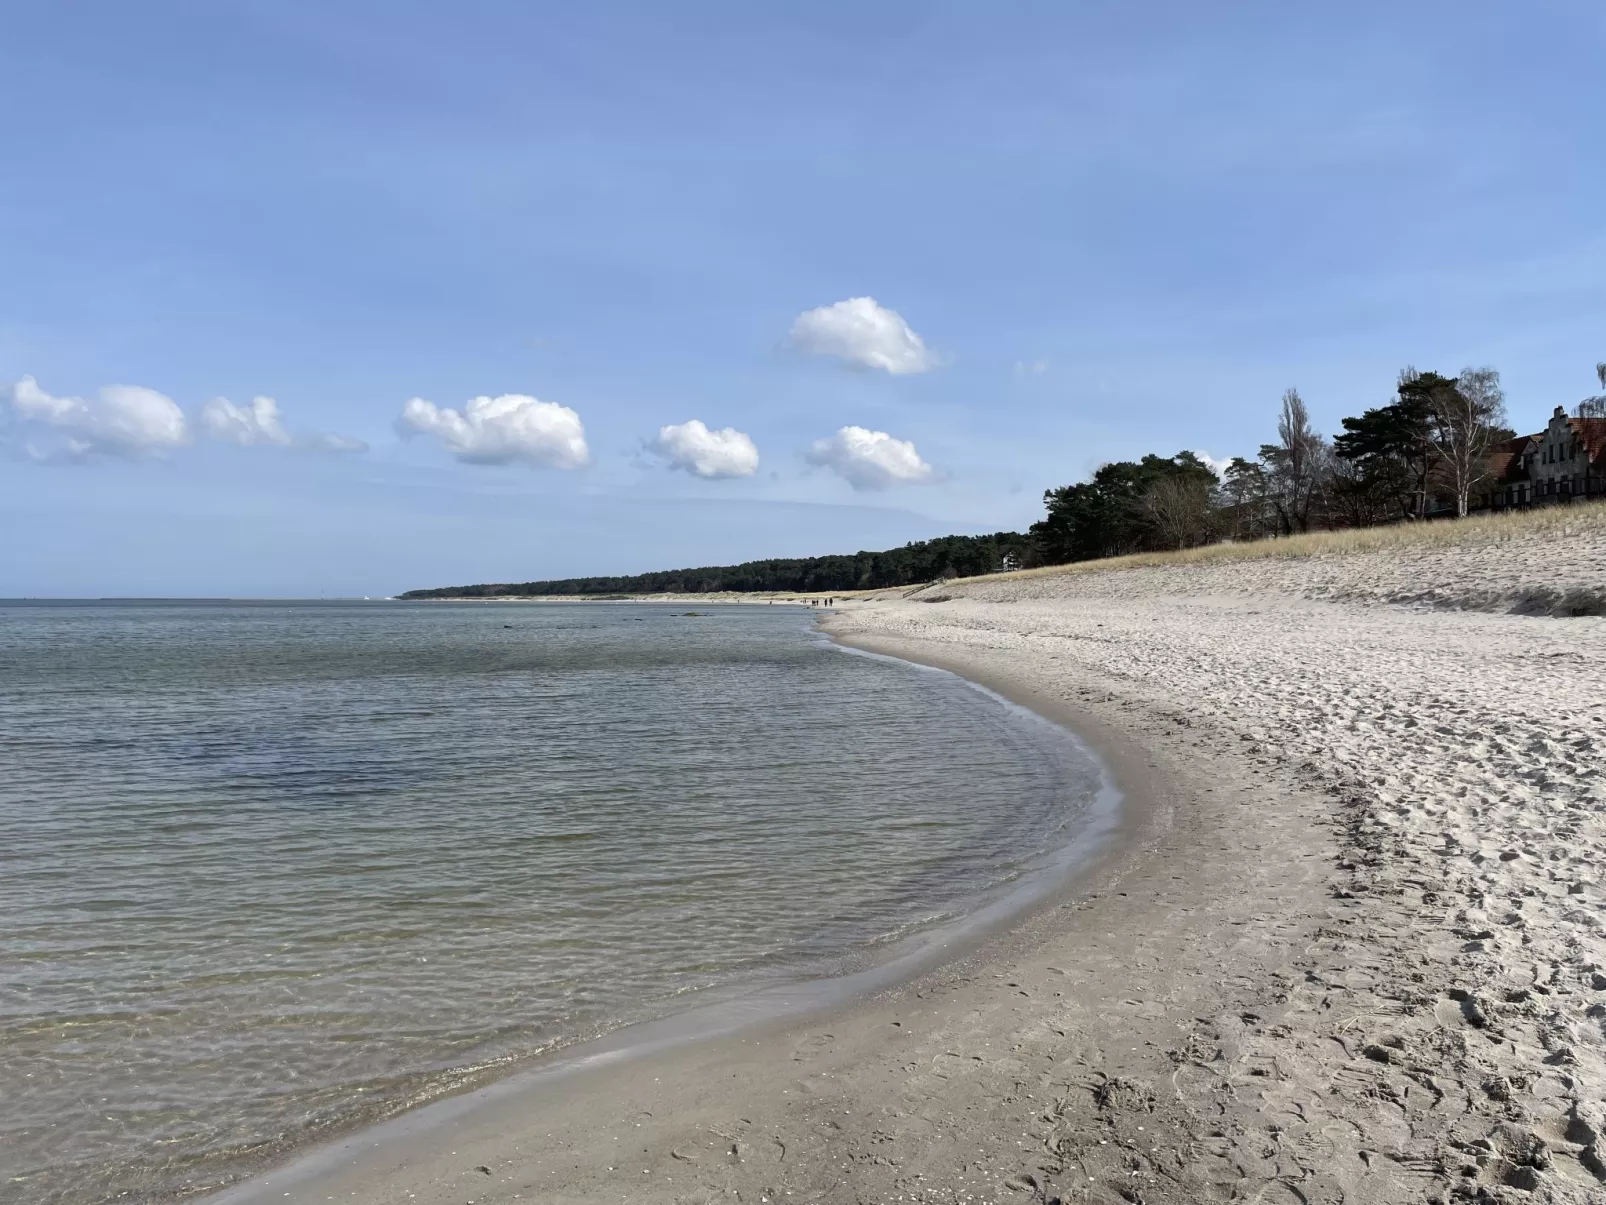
[1191,450,1234,479]
[806,425,935,491]
[397,393,589,468]
[648,419,759,479]
[788,297,938,375]
[202,395,368,454]
[5,375,188,460]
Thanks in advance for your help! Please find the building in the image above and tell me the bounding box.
[1484,406,1606,510]
[1485,434,1538,509]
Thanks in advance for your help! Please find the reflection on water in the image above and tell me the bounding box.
[0,600,1100,1204]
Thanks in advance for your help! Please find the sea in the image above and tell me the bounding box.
[0,599,1109,1204]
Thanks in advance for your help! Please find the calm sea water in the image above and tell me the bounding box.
[0,600,1102,1204]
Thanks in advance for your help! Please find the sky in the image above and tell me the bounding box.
[3,1,1603,596]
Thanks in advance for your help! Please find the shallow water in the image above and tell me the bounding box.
[0,600,1102,1204]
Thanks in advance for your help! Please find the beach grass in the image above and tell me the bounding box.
[946,499,1606,588]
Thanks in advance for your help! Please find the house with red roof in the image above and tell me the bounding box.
[1482,406,1606,510]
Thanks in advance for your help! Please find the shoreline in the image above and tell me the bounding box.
[20,485,1598,1205]
[396,597,842,608]
[199,628,1159,1205]
[192,556,1606,1204]
[192,610,1346,1202]
[184,562,1606,1201]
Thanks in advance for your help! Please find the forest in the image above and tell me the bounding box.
[398,532,1034,598]
[402,363,1605,598]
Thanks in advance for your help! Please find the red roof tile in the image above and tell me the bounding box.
[1484,434,1536,482]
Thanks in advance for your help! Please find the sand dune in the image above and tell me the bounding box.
[931,504,1606,617]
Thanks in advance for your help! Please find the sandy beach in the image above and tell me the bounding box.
[213,514,1606,1205]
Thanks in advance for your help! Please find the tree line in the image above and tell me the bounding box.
[1030,363,1572,563]
[398,532,1034,598]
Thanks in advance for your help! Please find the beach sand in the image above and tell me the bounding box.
[212,521,1606,1205]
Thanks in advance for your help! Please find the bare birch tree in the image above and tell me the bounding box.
[1420,367,1506,518]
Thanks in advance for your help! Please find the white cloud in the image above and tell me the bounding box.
[397,393,589,468]
[806,425,935,491]
[1191,450,1234,479]
[1013,359,1049,377]
[201,396,291,446]
[5,375,188,460]
[202,395,368,455]
[788,297,938,375]
[648,419,759,479]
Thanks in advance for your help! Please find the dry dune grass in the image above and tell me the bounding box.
[954,499,1606,588]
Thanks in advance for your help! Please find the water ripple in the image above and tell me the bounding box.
[0,600,1098,1205]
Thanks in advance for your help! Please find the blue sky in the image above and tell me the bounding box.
[3,1,1603,596]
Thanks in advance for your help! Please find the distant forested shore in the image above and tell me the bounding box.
[397,533,1031,598]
